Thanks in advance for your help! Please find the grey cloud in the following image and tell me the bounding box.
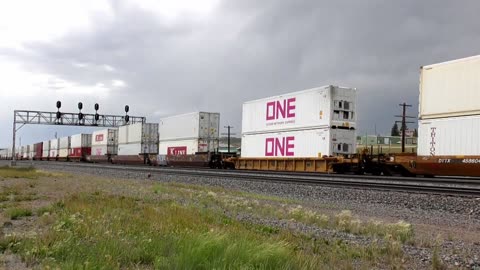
[1,0,480,147]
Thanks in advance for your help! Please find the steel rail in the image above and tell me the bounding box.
[19,161,480,197]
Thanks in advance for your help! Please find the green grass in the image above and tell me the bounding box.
[6,207,33,220]
[0,166,46,179]
[1,192,406,269]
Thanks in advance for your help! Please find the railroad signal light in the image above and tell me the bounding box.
[94,103,99,111]
[78,102,84,121]
[95,113,100,121]
[56,101,62,119]
[125,105,130,123]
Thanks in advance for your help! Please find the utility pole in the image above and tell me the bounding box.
[395,103,415,153]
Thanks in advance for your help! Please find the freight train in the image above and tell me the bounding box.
[2,55,480,177]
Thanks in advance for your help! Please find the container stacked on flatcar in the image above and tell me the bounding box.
[159,112,220,166]
[113,123,159,164]
[58,136,71,161]
[69,134,92,161]
[237,85,357,172]
[413,55,480,176]
[89,128,118,162]
[33,142,43,160]
[49,139,59,161]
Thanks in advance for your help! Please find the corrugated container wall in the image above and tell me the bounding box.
[419,55,480,120]
[417,115,480,157]
[34,142,43,159]
[59,136,71,158]
[159,139,220,155]
[242,86,356,135]
[91,128,118,156]
[42,141,50,158]
[69,134,92,157]
[49,139,59,158]
[118,123,159,155]
[159,112,220,140]
[241,128,356,158]
[28,144,35,159]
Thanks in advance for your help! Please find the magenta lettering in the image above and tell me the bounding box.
[264,136,295,156]
[265,138,275,156]
[287,98,296,118]
[266,98,296,121]
[266,102,276,120]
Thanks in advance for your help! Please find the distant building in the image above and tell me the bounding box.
[356,135,417,154]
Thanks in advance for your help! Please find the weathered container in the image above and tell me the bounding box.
[159,138,219,155]
[242,85,356,135]
[59,136,71,159]
[419,55,480,120]
[241,128,356,158]
[91,128,118,156]
[42,141,50,159]
[118,123,159,155]
[49,139,59,159]
[69,134,92,159]
[159,112,220,141]
[418,115,480,156]
[34,142,43,160]
[27,144,34,159]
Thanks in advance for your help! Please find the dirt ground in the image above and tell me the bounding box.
[1,170,479,269]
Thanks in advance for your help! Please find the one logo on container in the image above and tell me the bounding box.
[266,98,296,126]
[167,146,187,156]
[95,134,104,142]
[265,136,295,156]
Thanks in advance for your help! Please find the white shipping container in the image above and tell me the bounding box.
[59,136,71,158]
[159,112,220,141]
[118,143,158,155]
[419,55,480,119]
[49,139,59,158]
[241,128,356,158]
[59,136,71,149]
[91,129,118,156]
[71,134,92,148]
[118,123,159,155]
[42,140,50,158]
[418,115,480,156]
[29,144,35,159]
[242,85,356,135]
[159,138,219,155]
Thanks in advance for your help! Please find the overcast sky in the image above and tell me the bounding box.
[1,0,479,148]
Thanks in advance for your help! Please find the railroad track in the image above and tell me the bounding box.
[10,161,480,197]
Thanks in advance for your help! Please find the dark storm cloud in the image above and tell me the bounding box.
[2,0,480,146]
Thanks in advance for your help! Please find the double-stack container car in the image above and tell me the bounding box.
[114,123,159,164]
[89,128,119,162]
[159,112,220,166]
[236,85,357,172]
[69,134,92,161]
[403,55,480,176]
[49,139,59,160]
[58,136,71,161]
[34,142,43,160]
